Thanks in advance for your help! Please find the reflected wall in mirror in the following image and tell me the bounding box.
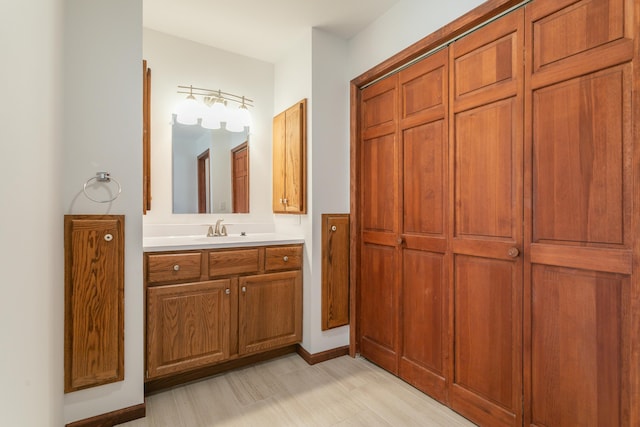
[172,122,249,214]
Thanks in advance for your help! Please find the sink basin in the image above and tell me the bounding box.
[143,233,304,252]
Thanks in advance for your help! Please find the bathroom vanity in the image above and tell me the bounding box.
[143,234,303,388]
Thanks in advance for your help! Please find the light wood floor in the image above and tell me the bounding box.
[120,354,476,427]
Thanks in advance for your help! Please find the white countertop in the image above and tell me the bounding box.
[143,233,305,252]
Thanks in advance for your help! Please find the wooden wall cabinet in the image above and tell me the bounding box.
[273,99,307,214]
[64,215,124,393]
[145,244,302,381]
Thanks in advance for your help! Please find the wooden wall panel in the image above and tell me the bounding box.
[322,214,350,330]
[64,215,124,392]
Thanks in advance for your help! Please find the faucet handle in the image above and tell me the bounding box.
[220,224,228,236]
[207,225,214,237]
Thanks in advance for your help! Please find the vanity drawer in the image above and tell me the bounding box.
[265,245,302,271]
[147,252,202,284]
[209,248,261,277]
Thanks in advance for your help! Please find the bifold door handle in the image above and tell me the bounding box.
[508,247,520,258]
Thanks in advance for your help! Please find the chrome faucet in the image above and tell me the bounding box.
[207,219,227,237]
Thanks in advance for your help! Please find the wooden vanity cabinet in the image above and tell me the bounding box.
[239,270,302,355]
[145,244,302,381]
[146,279,231,379]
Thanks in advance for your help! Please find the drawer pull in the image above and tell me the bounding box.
[173,264,180,271]
[283,256,289,262]
[225,288,230,295]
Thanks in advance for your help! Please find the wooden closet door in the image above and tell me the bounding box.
[524,0,636,426]
[358,76,400,374]
[449,10,524,427]
[397,49,449,403]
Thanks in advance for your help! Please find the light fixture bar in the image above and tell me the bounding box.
[177,85,253,107]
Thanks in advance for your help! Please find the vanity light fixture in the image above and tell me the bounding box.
[175,85,253,132]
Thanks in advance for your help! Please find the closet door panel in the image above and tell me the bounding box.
[533,66,630,246]
[524,1,636,425]
[403,120,445,236]
[530,265,626,427]
[359,76,400,373]
[398,49,449,402]
[453,10,520,111]
[453,255,516,409]
[362,133,397,234]
[530,0,626,72]
[360,243,398,373]
[401,250,445,375]
[455,99,515,240]
[450,8,523,427]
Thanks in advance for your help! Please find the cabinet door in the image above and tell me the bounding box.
[238,271,302,355]
[272,99,307,214]
[147,279,231,379]
[283,99,306,213]
[272,110,287,212]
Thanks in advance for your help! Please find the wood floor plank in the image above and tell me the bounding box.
[118,354,476,426]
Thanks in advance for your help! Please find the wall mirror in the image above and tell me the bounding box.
[172,121,249,214]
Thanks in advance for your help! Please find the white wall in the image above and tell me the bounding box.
[0,0,64,425]
[348,0,486,78]
[143,29,275,226]
[273,30,316,350]
[62,0,144,423]
[308,29,352,352]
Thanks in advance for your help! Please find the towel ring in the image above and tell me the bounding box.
[83,172,122,203]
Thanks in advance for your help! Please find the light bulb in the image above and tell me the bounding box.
[226,104,251,132]
[175,94,203,125]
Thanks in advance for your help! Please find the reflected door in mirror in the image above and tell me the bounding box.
[232,142,249,213]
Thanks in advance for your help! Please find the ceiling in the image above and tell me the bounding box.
[143,0,401,63]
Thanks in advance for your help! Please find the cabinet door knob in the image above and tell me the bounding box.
[283,255,289,262]
[173,264,180,271]
[508,247,520,258]
[225,288,230,295]
[397,237,405,246]
[283,198,288,205]
[242,286,246,293]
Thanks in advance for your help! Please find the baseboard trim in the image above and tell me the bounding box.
[296,344,350,365]
[65,402,145,427]
[145,345,297,395]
